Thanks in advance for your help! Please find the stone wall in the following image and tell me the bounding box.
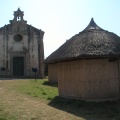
[0,9,45,78]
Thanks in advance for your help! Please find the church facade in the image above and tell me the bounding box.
[0,8,45,78]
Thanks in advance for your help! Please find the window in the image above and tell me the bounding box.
[14,34,22,42]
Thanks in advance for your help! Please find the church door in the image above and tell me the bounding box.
[13,57,24,76]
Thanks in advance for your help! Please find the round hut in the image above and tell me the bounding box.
[45,18,120,101]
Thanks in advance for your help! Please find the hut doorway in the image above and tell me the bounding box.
[13,57,24,76]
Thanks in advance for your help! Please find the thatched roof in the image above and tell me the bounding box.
[45,18,120,63]
[83,18,103,31]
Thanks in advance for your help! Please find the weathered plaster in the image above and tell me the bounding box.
[0,9,45,78]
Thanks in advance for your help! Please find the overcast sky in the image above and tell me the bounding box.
[0,0,120,58]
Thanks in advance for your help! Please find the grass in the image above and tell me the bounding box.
[1,79,120,120]
[0,79,59,120]
[9,79,58,102]
[0,106,16,120]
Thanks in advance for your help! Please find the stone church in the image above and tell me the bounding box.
[0,8,45,78]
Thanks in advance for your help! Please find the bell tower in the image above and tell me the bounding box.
[9,8,27,33]
[13,8,24,21]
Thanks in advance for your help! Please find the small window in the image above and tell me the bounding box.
[14,34,22,42]
[17,16,21,21]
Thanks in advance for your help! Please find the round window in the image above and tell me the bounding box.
[14,34,22,42]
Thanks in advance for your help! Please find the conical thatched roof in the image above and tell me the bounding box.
[83,18,103,31]
[45,18,120,63]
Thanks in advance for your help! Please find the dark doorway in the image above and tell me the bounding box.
[13,57,24,76]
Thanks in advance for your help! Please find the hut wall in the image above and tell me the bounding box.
[57,59,120,100]
[48,63,58,83]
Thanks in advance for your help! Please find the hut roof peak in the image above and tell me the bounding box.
[83,18,103,31]
[45,18,120,64]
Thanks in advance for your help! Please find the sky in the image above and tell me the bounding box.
[0,0,120,58]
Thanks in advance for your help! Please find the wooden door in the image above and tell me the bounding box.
[13,57,24,76]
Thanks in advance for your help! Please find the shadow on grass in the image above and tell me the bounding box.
[48,96,120,120]
[42,81,58,88]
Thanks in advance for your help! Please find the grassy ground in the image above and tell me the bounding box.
[8,79,58,101]
[0,79,120,120]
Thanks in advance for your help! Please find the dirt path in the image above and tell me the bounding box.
[0,80,85,120]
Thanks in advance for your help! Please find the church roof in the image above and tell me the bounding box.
[45,18,120,63]
[0,8,44,34]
